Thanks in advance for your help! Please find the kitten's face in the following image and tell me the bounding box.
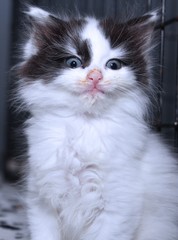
[18,7,157,115]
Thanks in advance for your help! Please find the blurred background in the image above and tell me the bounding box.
[0,0,178,182]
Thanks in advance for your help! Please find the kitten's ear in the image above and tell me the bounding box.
[23,6,59,59]
[127,11,159,27]
[25,6,56,26]
[127,11,159,51]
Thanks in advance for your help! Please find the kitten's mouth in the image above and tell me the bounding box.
[86,86,105,95]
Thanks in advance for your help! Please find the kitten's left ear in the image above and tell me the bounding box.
[127,11,159,50]
[127,11,159,27]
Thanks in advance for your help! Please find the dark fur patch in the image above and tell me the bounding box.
[18,16,91,81]
[76,39,91,68]
[100,17,154,85]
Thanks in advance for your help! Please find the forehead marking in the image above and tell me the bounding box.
[81,19,110,64]
[81,18,127,67]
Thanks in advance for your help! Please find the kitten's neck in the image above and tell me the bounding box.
[30,89,149,124]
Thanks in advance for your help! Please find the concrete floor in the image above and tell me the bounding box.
[0,183,29,240]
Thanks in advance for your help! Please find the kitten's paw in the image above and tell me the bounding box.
[35,169,80,207]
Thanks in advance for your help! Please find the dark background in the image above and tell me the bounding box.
[0,0,178,181]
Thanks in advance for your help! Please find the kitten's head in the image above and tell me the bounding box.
[17,7,158,117]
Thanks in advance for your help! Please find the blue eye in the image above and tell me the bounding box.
[66,57,82,69]
[106,59,123,70]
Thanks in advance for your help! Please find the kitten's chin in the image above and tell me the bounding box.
[77,91,110,116]
[80,90,105,103]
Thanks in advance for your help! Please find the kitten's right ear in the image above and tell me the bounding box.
[25,6,52,26]
[23,6,58,59]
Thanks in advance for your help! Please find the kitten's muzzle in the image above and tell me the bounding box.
[86,69,103,86]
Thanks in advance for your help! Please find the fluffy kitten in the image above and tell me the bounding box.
[16,6,178,240]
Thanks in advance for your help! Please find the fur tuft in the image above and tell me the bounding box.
[25,6,50,22]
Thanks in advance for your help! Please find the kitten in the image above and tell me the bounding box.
[16,6,178,240]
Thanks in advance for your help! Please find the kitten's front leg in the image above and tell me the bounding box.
[27,201,61,240]
[85,210,141,240]
[27,168,79,240]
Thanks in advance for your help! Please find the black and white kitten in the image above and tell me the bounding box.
[17,6,178,240]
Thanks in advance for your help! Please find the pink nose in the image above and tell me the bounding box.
[87,69,103,84]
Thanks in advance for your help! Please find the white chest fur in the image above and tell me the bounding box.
[25,110,178,240]
[26,113,145,233]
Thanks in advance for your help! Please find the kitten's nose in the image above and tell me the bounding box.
[87,69,103,84]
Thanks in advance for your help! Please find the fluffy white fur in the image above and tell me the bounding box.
[19,8,178,240]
